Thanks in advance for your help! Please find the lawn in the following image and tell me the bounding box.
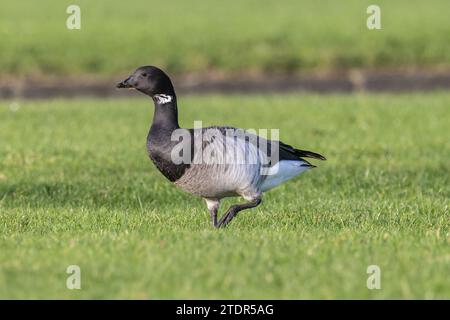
[1,0,450,76]
[0,93,448,299]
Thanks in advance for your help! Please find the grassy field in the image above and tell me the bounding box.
[0,93,448,299]
[1,0,450,76]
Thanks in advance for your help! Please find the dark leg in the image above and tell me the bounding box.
[204,198,220,228]
[217,197,262,228]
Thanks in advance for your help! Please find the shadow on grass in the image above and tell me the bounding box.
[1,165,448,212]
[0,180,197,211]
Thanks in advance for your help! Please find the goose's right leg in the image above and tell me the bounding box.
[217,195,262,228]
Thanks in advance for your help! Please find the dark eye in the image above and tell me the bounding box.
[141,73,147,77]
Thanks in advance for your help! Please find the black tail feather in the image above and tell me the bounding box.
[279,141,326,161]
[293,149,326,161]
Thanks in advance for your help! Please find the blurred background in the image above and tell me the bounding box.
[1,0,449,97]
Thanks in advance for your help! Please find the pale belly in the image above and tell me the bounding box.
[174,163,262,199]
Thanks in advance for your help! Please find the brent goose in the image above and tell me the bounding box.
[117,66,325,228]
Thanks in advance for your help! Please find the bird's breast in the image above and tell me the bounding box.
[146,132,190,182]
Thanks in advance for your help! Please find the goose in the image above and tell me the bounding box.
[117,66,325,228]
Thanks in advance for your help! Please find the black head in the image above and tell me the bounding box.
[116,66,175,97]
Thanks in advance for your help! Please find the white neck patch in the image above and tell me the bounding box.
[154,94,173,104]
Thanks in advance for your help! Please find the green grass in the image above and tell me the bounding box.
[0,93,449,299]
[1,0,450,76]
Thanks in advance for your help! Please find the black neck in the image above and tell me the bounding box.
[151,95,179,131]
